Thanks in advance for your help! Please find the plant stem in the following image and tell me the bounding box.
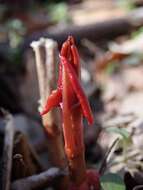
[39,36,95,188]
[62,65,86,185]
[31,38,66,168]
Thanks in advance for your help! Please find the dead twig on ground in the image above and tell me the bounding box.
[11,167,68,190]
[1,114,15,190]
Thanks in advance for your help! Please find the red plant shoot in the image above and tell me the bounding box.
[41,36,100,190]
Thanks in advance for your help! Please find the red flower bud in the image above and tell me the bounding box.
[41,36,93,125]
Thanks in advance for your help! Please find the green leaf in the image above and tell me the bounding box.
[106,127,130,140]
[101,173,125,190]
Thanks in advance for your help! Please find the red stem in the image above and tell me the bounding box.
[40,36,100,189]
[62,64,87,185]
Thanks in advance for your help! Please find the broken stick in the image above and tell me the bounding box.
[31,38,66,168]
[11,167,68,190]
[1,114,15,190]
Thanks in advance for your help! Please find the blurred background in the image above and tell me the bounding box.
[1,0,143,116]
[1,1,143,189]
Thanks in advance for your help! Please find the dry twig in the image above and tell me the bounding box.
[1,114,15,190]
[99,138,119,175]
[11,167,68,190]
[12,131,42,181]
[31,38,66,168]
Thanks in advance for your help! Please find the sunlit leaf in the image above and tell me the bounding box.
[106,127,130,140]
[101,173,125,190]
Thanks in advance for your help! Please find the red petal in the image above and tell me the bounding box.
[58,39,71,89]
[71,45,80,76]
[41,89,62,115]
[61,40,70,57]
[61,56,94,125]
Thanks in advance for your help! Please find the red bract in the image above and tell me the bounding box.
[61,56,93,124]
[41,89,62,115]
[41,36,93,125]
[41,36,99,190]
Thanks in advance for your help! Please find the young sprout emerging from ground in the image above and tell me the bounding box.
[41,36,100,190]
